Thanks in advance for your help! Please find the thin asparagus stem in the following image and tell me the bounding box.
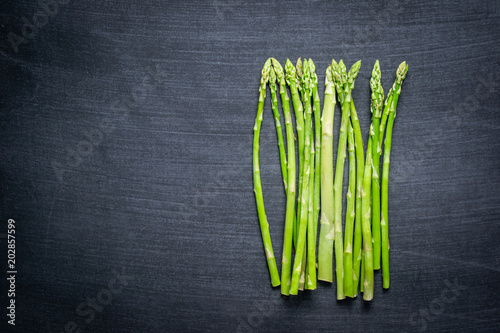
[360,252,364,292]
[331,59,361,300]
[306,133,316,289]
[332,59,348,299]
[317,65,336,283]
[381,61,408,289]
[349,98,365,296]
[296,58,308,291]
[268,67,288,191]
[310,59,322,241]
[379,89,394,145]
[290,59,313,295]
[306,59,321,290]
[370,60,384,270]
[253,59,280,287]
[299,239,307,291]
[343,122,356,297]
[272,59,296,295]
[285,59,304,248]
[361,132,374,300]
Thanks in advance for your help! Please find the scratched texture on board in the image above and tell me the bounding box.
[0,0,499,332]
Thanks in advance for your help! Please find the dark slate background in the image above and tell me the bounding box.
[1,0,499,332]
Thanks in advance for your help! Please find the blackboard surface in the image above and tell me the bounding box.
[1,1,499,332]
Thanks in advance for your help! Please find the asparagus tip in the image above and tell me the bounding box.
[397,61,408,82]
[339,59,347,81]
[269,66,276,86]
[302,59,311,92]
[348,60,362,81]
[330,60,341,83]
[309,59,318,86]
[271,58,285,85]
[262,58,272,78]
[370,60,384,116]
[284,59,296,85]
[296,57,303,78]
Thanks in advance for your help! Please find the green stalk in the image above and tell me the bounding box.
[253,59,280,287]
[306,134,316,289]
[299,238,307,291]
[349,99,365,297]
[285,59,304,248]
[379,89,394,146]
[360,252,364,292]
[343,122,356,297]
[381,62,408,289]
[370,61,384,270]
[272,59,296,295]
[296,58,308,291]
[331,59,361,300]
[306,59,321,290]
[268,67,288,191]
[290,59,313,295]
[332,59,349,300]
[310,59,322,240]
[361,133,374,300]
[317,65,336,282]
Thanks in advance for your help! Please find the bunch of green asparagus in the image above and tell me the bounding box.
[253,58,408,300]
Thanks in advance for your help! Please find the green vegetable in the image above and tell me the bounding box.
[331,59,361,300]
[296,58,308,291]
[381,61,408,289]
[290,59,313,295]
[379,89,394,146]
[361,132,374,300]
[268,67,288,191]
[253,59,280,287]
[317,65,336,283]
[351,99,365,296]
[306,59,321,290]
[306,131,316,289]
[271,59,296,295]
[252,58,408,299]
[343,122,356,297]
[370,60,384,270]
[285,59,304,248]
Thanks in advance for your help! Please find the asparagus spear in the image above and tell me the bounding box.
[310,59,322,239]
[296,58,308,291]
[343,66,363,298]
[285,59,304,247]
[306,59,321,290]
[271,59,296,295]
[331,59,347,299]
[290,59,313,295]
[362,132,374,300]
[343,122,356,297]
[379,89,394,146]
[360,250,364,292]
[370,61,384,270]
[331,59,361,300]
[346,83,364,296]
[317,65,336,282]
[381,61,408,289]
[268,67,288,192]
[253,59,280,287]
[351,98,364,296]
[306,132,316,290]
